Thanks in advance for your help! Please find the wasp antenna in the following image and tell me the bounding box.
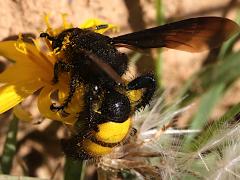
[40,32,55,41]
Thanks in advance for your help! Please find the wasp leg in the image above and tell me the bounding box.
[96,24,109,30]
[50,72,80,112]
[85,24,109,31]
[127,74,156,110]
[52,61,72,84]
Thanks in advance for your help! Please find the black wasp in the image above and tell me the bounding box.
[40,17,239,159]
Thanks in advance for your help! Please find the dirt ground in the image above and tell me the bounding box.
[0,0,239,179]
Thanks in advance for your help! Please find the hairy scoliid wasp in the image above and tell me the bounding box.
[40,17,239,160]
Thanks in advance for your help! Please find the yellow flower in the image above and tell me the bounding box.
[0,15,117,124]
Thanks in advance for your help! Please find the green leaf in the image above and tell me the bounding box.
[0,116,19,174]
[64,157,83,180]
[219,10,240,59]
[182,51,240,149]
[179,51,240,105]
[183,83,225,149]
[155,0,165,87]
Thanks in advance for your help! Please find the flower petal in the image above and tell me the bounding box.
[37,85,62,120]
[58,83,85,114]
[79,18,118,34]
[0,41,54,83]
[0,41,29,63]
[0,41,35,63]
[37,85,77,125]
[0,62,44,84]
[0,79,44,113]
[61,13,73,30]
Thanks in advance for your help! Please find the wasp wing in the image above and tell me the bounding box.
[111,17,239,52]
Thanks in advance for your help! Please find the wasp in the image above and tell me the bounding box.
[40,17,239,159]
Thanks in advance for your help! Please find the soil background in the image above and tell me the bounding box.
[0,0,239,179]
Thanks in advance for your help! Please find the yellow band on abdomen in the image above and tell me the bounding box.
[95,118,131,143]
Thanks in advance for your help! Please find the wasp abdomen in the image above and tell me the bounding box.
[62,119,132,159]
